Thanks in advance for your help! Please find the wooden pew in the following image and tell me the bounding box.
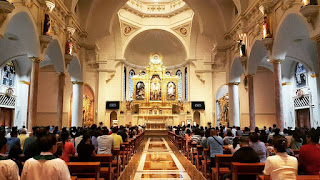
[231,162,265,180]
[258,174,320,180]
[111,149,121,178]
[67,162,101,180]
[94,154,115,180]
[212,154,233,180]
[195,145,203,170]
[201,148,210,179]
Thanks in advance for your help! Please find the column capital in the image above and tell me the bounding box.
[269,59,283,64]
[228,82,240,86]
[29,57,44,63]
[71,81,83,85]
[246,74,255,78]
[56,72,66,76]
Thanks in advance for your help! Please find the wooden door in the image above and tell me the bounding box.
[296,109,310,128]
[0,108,14,127]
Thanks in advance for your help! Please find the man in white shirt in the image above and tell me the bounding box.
[97,128,114,154]
[0,136,20,180]
[21,134,70,180]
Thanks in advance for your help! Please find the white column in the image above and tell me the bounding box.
[71,81,83,127]
[228,82,240,127]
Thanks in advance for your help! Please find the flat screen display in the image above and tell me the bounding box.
[106,101,120,109]
[191,101,205,110]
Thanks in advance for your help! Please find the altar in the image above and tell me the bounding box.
[128,53,182,130]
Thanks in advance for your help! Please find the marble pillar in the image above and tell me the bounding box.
[71,81,83,127]
[271,59,284,131]
[247,74,255,131]
[27,57,43,132]
[228,82,240,127]
[56,72,65,128]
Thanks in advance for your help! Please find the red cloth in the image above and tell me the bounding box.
[60,142,75,162]
[298,143,320,175]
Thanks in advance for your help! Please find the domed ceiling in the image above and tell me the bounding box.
[124,29,186,67]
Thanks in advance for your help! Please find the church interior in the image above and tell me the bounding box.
[0,0,320,179]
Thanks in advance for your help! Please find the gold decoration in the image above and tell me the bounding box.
[29,57,44,63]
[217,93,229,125]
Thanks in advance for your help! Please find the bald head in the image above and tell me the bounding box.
[210,129,217,136]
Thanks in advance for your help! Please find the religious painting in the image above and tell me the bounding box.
[2,61,15,87]
[295,63,307,88]
[150,75,161,101]
[136,81,145,100]
[167,81,176,101]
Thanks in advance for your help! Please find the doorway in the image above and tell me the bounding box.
[110,111,118,127]
[296,109,310,128]
[193,111,200,126]
[0,107,14,126]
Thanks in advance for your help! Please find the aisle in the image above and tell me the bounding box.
[133,137,191,180]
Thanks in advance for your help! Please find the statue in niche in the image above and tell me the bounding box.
[43,14,51,36]
[167,81,176,100]
[150,75,161,101]
[217,94,229,124]
[65,36,73,55]
[238,39,246,57]
[302,0,318,6]
[136,81,145,100]
[263,16,272,38]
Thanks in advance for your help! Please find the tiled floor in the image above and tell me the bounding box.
[118,136,206,180]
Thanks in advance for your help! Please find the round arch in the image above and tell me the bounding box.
[247,40,272,75]
[0,12,40,66]
[229,57,244,83]
[41,39,65,73]
[123,28,189,61]
[68,56,83,82]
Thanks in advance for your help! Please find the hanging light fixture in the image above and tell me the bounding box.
[45,0,55,12]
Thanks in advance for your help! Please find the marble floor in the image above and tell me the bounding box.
[119,136,206,180]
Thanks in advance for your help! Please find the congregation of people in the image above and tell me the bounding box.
[169,124,320,180]
[0,124,145,180]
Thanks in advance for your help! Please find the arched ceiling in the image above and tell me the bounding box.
[124,30,186,66]
[83,0,236,44]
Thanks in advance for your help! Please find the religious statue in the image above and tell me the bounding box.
[263,16,272,38]
[178,101,184,111]
[136,81,145,100]
[65,37,73,55]
[238,39,246,57]
[167,82,176,100]
[126,100,131,110]
[302,0,318,6]
[150,75,161,101]
[217,94,229,124]
[43,14,51,36]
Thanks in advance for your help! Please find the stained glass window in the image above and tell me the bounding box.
[176,70,182,101]
[2,61,15,87]
[141,71,146,75]
[166,71,171,76]
[129,69,135,101]
[295,63,307,88]
[123,67,126,100]
[185,67,188,100]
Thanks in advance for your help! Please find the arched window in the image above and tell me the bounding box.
[295,63,307,88]
[129,69,135,101]
[141,71,146,75]
[166,71,171,76]
[176,70,182,101]
[123,67,126,100]
[2,61,15,88]
[185,67,188,100]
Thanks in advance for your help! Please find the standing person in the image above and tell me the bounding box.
[207,129,223,168]
[97,128,114,154]
[60,131,75,162]
[23,127,47,159]
[110,127,123,149]
[263,136,298,180]
[21,134,70,180]
[18,129,27,150]
[249,132,267,162]
[77,134,96,162]
[8,145,23,175]
[298,130,320,175]
[7,128,20,153]
[0,136,20,180]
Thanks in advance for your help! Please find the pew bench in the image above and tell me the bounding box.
[231,162,265,180]
[211,154,233,180]
[67,162,101,180]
